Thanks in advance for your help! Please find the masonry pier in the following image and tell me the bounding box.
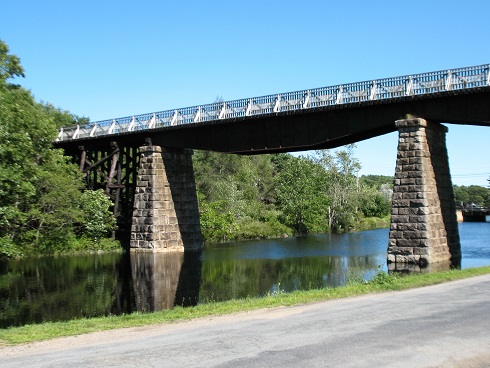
[388,118,461,270]
[130,145,203,252]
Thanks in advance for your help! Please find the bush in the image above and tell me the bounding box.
[70,236,121,253]
[79,190,117,242]
[369,269,397,285]
[0,236,23,259]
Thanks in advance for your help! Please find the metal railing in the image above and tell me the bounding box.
[57,64,490,141]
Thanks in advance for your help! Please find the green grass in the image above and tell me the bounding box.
[1,266,489,346]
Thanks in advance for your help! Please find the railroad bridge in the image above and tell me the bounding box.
[54,64,490,269]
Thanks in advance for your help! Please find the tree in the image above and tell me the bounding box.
[453,185,490,208]
[79,190,117,243]
[360,175,393,190]
[275,155,327,235]
[193,151,288,243]
[0,40,24,83]
[314,145,362,232]
[0,39,118,257]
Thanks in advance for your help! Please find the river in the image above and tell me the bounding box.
[0,223,488,328]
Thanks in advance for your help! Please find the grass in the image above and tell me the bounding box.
[1,266,489,346]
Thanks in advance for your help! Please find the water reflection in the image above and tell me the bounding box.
[0,225,489,328]
[131,252,183,311]
[130,251,201,311]
[0,254,127,328]
[388,260,455,274]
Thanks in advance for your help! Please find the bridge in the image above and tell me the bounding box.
[54,64,490,270]
[461,206,490,222]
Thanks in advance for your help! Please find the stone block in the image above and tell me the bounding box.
[395,254,421,264]
[409,199,425,208]
[414,247,429,256]
[392,215,409,223]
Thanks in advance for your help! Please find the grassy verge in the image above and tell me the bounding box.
[1,266,490,346]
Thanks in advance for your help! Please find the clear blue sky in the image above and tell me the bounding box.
[1,0,489,186]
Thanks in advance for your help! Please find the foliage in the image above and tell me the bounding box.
[194,151,287,243]
[368,268,397,285]
[359,175,393,190]
[0,236,23,258]
[193,145,396,243]
[0,40,24,83]
[274,155,327,235]
[358,185,391,218]
[453,184,490,208]
[79,189,117,243]
[313,145,362,232]
[0,40,118,258]
[198,193,236,244]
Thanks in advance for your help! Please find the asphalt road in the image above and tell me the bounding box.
[2,275,490,368]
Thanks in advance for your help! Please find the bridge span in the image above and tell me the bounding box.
[54,64,490,271]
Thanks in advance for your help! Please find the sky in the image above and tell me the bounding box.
[1,0,489,186]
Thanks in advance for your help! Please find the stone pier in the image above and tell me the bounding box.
[130,145,203,252]
[388,118,461,269]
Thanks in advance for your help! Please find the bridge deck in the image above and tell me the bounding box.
[55,64,490,154]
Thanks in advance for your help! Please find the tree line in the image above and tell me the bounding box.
[453,185,490,208]
[194,149,393,245]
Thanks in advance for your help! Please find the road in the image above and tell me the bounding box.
[1,275,490,367]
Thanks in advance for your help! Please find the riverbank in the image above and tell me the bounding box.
[1,265,489,346]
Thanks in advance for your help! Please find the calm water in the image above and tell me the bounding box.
[0,223,488,328]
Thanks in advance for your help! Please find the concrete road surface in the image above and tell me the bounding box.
[1,275,490,368]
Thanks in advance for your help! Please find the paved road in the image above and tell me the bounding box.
[2,275,490,368]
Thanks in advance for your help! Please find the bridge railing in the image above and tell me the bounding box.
[57,64,490,142]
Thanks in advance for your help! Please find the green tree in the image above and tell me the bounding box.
[275,155,327,235]
[359,175,393,190]
[79,190,117,243]
[454,185,490,208]
[194,151,288,243]
[0,39,118,257]
[314,145,362,232]
[0,40,24,83]
[358,185,391,218]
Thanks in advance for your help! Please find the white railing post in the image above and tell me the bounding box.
[149,113,156,129]
[72,125,80,139]
[219,103,227,119]
[56,128,63,141]
[194,107,201,123]
[246,99,253,116]
[336,86,343,104]
[487,67,490,86]
[108,119,116,134]
[171,110,178,126]
[90,124,97,137]
[370,81,377,100]
[406,76,413,96]
[303,90,310,108]
[445,70,453,91]
[273,95,281,112]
